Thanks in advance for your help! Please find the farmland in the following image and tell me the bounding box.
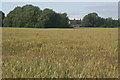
[2,27,118,78]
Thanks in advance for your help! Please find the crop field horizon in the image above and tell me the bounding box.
[2,27,118,78]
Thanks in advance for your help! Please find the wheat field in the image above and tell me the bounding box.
[2,27,118,78]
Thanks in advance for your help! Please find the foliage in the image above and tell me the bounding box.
[118,19,120,26]
[81,13,118,27]
[0,11,5,27]
[2,5,119,28]
[21,5,41,27]
[3,5,41,27]
[3,5,69,28]
[81,13,99,27]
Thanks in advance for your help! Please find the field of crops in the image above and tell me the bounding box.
[2,27,118,78]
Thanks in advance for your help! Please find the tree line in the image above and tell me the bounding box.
[1,5,69,28]
[0,11,5,27]
[0,5,119,28]
[81,13,119,28]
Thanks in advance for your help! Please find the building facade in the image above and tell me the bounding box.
[69,18,81,27]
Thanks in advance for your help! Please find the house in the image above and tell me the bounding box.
[69,18,81,27]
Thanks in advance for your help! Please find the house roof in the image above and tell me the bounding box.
[69,19,81,24]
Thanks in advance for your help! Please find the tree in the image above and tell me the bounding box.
[3,5,41,27]
[81,12,118,28]
[3,7,22,27]
[36,9,60,28]
[0,11,5,27]
[22,5,41,27]
[3,5,70,28]
[118,19,120,27]
[36,9,69,28]
[81,13,99,27]
[105,18,113,27]
[58,13,69,28]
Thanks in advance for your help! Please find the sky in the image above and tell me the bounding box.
[1,0,119,2]
[1,2,119,20]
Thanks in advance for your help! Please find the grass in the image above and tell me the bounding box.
[2,27,118,78]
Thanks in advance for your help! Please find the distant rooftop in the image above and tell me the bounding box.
[69,18,81,27]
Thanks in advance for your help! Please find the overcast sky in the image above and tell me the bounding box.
[1,2,119,20]
[1,0,119,2]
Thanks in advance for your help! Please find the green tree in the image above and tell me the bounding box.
[118,19,120,27]
[81,12,118,28]
[105,18,113,27]
[3,5,69,28]
[3,7,22,27]
[0,11,5,27]
[59,13,69,28]
[112,19,118,27]
[81,13,99,27]
[36,9,69,28]
[36,9,60,28]
[3,5,41,27]
[22,5,41,27]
